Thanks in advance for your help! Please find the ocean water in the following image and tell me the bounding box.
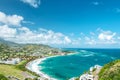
[38,49,120,80]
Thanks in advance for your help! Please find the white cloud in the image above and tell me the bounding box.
[92,1,100,6]
[82,29,120,47]
[90,32,95,35]
[87,39,96,45]
[64,37,71,43]
[0,25,72,45]
[0,12,23,26]
[0,26,72,45]
[0,11,72,46]
[20,0,40,8]
[1,11,120,48]
[22,21,34,24]
[98,31,116,41]
[11,27,72,45]
[0,25,16,38]
[85,36,90,41]
[118,37,120,40]
[84,36,96,45]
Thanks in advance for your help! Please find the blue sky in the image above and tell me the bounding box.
[0,0,120,48]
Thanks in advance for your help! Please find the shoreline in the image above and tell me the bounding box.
[26,55,63,80]
[26,53,77,80]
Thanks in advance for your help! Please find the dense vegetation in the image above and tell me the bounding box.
[0,74,8,80]
[15,59,39,77]
[99,60,120,80]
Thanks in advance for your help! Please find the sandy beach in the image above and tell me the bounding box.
[26,56,60,80]
[26,53,76,80]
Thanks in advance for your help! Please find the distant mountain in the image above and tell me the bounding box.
[0,38,53,48]
[0,38,62,60]
[0,38,19,47]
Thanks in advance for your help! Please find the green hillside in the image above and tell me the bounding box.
[99,60,120,80]
[0,39,66,80]
[0,39,62,60]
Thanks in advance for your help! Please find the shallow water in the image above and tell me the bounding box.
[38,49,120,80]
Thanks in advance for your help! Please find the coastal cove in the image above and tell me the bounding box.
[1,1,120,80]
[27,49,120,80]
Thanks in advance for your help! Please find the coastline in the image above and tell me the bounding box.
[26,53,77,80]
[26,55,62,80]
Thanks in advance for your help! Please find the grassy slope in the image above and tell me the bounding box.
[0,64,25,80]
[99,60,120,80]
[0,60,37,80]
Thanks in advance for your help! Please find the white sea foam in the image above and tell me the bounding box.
[26,56,58,80]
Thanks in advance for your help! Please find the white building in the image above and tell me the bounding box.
[80,65,102,80]
[94,65,102,69]
[0,58,21,64]
[80,74,94,80]
[90,65,102,72]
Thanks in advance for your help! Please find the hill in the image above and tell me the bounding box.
[0,38,66,80]
[0,38,19,47]
[0,38,62,60]
[99,60,120,80]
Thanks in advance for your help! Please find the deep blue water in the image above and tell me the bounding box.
[38,49,120,80]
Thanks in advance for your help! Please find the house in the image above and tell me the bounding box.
[90,65,102,73]
[80,65,102,80]
[0,58,21,64]
[94,65,102,69]
[79,74,94,80]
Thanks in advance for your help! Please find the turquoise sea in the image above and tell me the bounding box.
[38,49,120,80]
